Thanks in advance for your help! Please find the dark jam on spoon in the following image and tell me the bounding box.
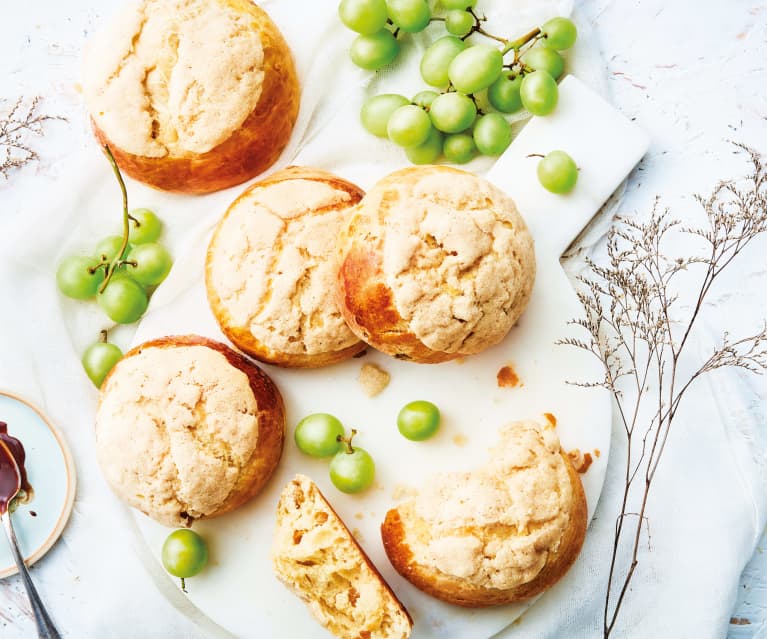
[0,422,31,515]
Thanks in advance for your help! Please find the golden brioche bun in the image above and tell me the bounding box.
[337,166,535,364]
[206,166,366,367]
[96,335,285,527]
[85,0,299,194]
[381,420,587,607]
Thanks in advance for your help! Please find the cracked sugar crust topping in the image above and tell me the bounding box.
[360,167,535,355]
[95,344,260,527]
[397,421,572,591]
[208,177,362,357]
[83,0,265,158]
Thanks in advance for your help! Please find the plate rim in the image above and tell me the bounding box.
[0,389,77,579]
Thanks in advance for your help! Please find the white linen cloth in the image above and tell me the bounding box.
[0,0,765,637]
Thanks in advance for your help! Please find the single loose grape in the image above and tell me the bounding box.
[445,10,473,37]
[350,30,400,70]
[440,0,476,8]
[294,413,345,458]
[520,70,558,116]
[420,36,466,88]
[448,45,503,94]
[56,255,104,300]
[162,529,208,591]
[412,90,439,108]
[97,276,148,324]
[329,433,375,494]
[443,133,477,164]
[387,105,432,147]
[405,127,444,164]
[125,243,172,287]
[94,235,131,261]
[361,94,410,137]
[541,17,577,50]
[488,74,524,113]
[522,46,564,80]
[537,150,578,194]
[128,208,163,245]
[386,0,430,33]
[339,0,389,34]
[428,93,476,133]
[82,340,123,388]
[397,400,440,441]
[473,113,512,155]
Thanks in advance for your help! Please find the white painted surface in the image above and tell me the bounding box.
[0,1,765,637]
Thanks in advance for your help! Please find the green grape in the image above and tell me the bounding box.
[97,276,148,324]
[95,235,131,261]
[473,113,512,155]
[82,340,123,388]
[405,127,443,164]
[429,93,476,133]
[350,30,400,70]
[412,90,439,108]
[294,413,345,458]
[440,0,476,8]
[339,0,389,34]
[443,133,477,164]
[162,529,208,590]
[397,400,440,441]
[361,94,410,137]
[387,105,432,147]
[520,70,558,115]
[128,208,163,245]
[420,36,466,88]
[56,255,104,300]
[448,45,503,94]
[386,0,430,33]
[330,444,375,493]
[522,46,564,80]
[537,150,578,194]
[445,10,473,37]
[488,73,523,113]
[541,17,577,50]
[126,243,173,287]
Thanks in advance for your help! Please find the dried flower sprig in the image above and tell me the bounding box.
[559,143,767,638]
[0,96,65,180]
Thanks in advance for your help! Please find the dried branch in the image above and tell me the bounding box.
[0,96,66,179]
[560,142,767,637]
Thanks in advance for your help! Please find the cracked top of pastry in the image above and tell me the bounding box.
[83,0,266,158]
[206,167,365,365]
[95,341,260,527]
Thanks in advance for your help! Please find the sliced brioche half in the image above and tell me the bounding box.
[272,475,412,639]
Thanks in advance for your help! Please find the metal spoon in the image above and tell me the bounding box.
[0,440,62,638]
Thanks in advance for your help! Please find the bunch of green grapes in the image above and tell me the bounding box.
[56,148,173,387]
[339,0,576,164]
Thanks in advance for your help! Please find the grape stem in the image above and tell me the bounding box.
[99,329,108,344]
[180,578,187,593]
[502,27,542,54]
[99,145,134,294]
[464,8,506,44]
[337,429,358,455]
[526,153,545,158]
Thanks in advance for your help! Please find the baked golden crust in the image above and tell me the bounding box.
[380,422,587,607]
[97,334,285,527]
[272,475,412,639]
[206,166,366,368]
[90,0,299,194]
[337,166,536,364]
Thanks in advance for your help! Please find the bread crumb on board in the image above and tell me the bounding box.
[568,448,594,474]
[497,364,520,388]
[358,363,391,397]
[452,433,468,447]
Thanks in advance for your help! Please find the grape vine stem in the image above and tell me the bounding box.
[99,144,134,293]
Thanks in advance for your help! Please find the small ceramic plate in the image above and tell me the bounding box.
[0,391,76,578]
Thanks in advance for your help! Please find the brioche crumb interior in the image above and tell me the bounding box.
[272,475,411,639]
